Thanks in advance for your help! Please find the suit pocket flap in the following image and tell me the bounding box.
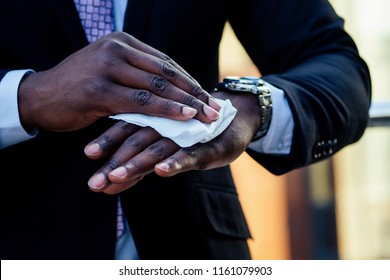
[198,188,251,239]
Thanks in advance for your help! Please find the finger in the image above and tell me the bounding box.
[123,46,208,98]
[114,32,197,84]
[94,33,220,121]
[108,64,219,123]
[88,127,162,191]
[154,144,219,177]
[109,138,180,184]
[120,45,221,112]
[103,176,144,195]
[105,33,221,112]
[95,83,200,120]
[84,121,140,159]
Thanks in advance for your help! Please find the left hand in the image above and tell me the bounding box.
[85,91,261,194]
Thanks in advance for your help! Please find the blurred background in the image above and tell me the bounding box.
[222,0,390,259]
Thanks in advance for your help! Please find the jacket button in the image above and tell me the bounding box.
[313,139,338,159]
[313,142,322,159]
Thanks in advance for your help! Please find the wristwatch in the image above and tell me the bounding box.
[213,76,273,141]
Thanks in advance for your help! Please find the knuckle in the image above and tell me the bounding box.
[102,134,114,145]
[151,76,170,93]
[165,158,180,170]
[87,77,111,95]
[112,31,127,40]
[86,78,103,93]
[161,61,177,79]
[182,147,208,170]
[182,147,198,161]
[102,56,116,69]
[183,94,198,107]
[158,53,173,64]
[123,135,142,149]
[147,144,166,159]
[99,38,123,53]
[134,90,152,106]
[95,134,114,151]
[161,100,176,113]
[191,85,206,98]
[116,121,136,132]
[128,159,142,171]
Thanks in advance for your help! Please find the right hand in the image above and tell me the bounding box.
[17,32,220,132]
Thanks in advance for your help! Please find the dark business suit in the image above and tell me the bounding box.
[0,0,371,259]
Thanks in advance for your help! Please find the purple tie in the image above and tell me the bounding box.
[74,0,115,42]
[116,196,125,239]
[74,0,125,240]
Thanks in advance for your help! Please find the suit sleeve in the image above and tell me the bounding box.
[228,0,371,175]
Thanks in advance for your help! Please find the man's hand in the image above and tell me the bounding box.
[85,91,261,194]
[18,32,220,133]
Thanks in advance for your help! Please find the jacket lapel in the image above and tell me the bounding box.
[123,0,154,40]
[45,0,88,50]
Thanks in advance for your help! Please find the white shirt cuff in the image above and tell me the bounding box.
[248,82,294,155]
[0,69,37,149]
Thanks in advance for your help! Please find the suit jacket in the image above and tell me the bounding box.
[0,0,371,259]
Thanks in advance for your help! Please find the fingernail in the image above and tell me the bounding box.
[110,166,127,179]
[84,143,101,157]
[182,107,197,118]
[208,98,221,111]
[203,105,220,121]
[156,162,170,172]
[88,173,107,190]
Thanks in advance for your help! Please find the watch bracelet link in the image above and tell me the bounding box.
[254,89,272,141]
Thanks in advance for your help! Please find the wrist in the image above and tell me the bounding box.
[213,76,272,141]
[18,71,39,133]
[211,90,261,144]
